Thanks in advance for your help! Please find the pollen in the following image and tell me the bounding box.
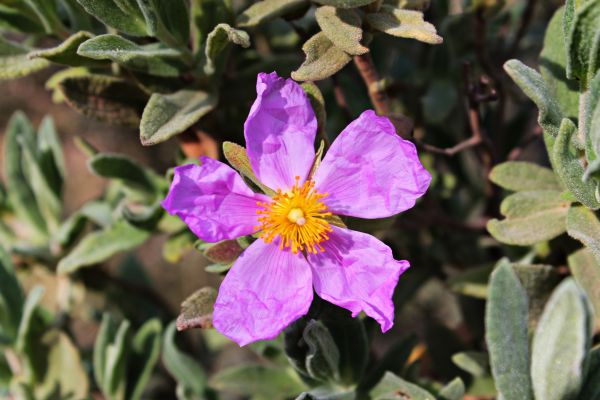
[256,177,333,254]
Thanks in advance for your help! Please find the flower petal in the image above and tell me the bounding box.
[213,239,313,346]
[244,72,317,190]
[162,156,269,242]
[307,226,409,332]
[313,110,431,218]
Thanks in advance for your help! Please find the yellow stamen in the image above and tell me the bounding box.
[255,177,332,254]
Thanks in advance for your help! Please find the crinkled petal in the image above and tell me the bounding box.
[313,110,431,218]
[244,72,317,190]
[307,226,409,332]
[213,239,313,346]
[161,156,269,242]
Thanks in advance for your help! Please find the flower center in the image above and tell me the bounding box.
[256,177,332,254]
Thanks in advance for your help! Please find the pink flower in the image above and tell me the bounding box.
[162,72,431,346]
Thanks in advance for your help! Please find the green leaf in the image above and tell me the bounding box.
[57,74,147,127]
[37,331,90,400]
[531,279,592,400]
[567,206,600,261]
[57,220,150,274]
[366,6,443,45]
[94,313,117,391]
[222,142,274,195]
[504,59,563,137]
[204,23,250,75]
[140,89,217,145]
[303,320,340,382]
[0,246,24,340]
[163,322,207,398]
[191,0,232,52]
[565,0,600,86]
[3,112,47,237]
[313,0,376,8]
[0,37,50,80]
[209,364,306,397]
[176,287,217,330]
[77,34,187,77]
[512,264,562,330]
[584,71,600,176]
[23,0,67,35]
[301,83,327,141]
[103,320,131,400]
[0,3,45,34]
[438,377,465,400]
[579,346,600,400]
[448,264,492,299]
[487,190,570,246]
[128,319,162,400]
[75,0,147,36]
[135,0,190,47]
[15,286,45,354]
[37,116,65,191]
[29,31,105,67]
[553,118,600,209]
[370,372,435,400]
[540,7,580,120]
[568,248,600,329]
[237,0,308,27]
[451,351,489,377]
[88,153,159,194]
[291,32,352,82]
[485,260,533,400]
[162,230,196,263]
[315,6,368,55]
[489,161,561,192]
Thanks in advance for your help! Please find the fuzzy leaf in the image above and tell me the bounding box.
[94,313,116,390]
[135,0,190,46]
[540,7,579,120]
[531,279,592,400]
[489,161,561,192]
[451,351,489,377]
[23,0,67,35]
[584,71,600,176]
[103,320,131,400]
[0,37,50,80]
[438,378,465,400]
[565,0,600,85]
[569,248,600,328]
[291,32,352,82]
[75,0,147,36]
[204,23,250,75]
[176,287,217,330]
[128,319,162,400]
[553,118,600,209]
[0,246,24,340]
[303,320,340,382]
[163,322,207,397]
[209,365,306,397]
[57,220,150,274]
[237,0,308,27]
[3,112,47,236]
[370,372,435,400]
[77,34,186,77]
[222,141,275,195]
[88,153,160,194]
[140,89,217,145]
[29,31,104,67]
[315,6,367,55]
[366,6,442,45]
[512,264,562,330]
[15,286,44,353]
[504,59,563,137]
[57,74,147,126]
[487,191,570,246]
[312,0,376,8]
[566,206,600,261]
[485,260,533,400]
[302,83,327,140]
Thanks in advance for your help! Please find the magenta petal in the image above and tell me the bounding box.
[313,110,431,219]
[244,72,317,190]
[213,239,313,346]
[161,157,269,242]
[307,226,409,332]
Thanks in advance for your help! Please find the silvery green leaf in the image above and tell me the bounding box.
[291,32,352,82]
[0,37,50,81]
[568,248,600,329]
[135,0,190,47]
[303,320,340,382]
[489,162,561,192]
[29,31,105,67]
[366,6,442,44]
[485,260,532,400]
[315,6,368,55]
[237,0,308,27]
[0,246,24,340]
[370,372,435,400]
[128,319,162,400]
[438,377,465,400]
[209,364,306,397]
[531,279,592,400]
[76,0,147,36]
[564,0,600,86]
[566,206,600,261]
[204,23,250,75]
